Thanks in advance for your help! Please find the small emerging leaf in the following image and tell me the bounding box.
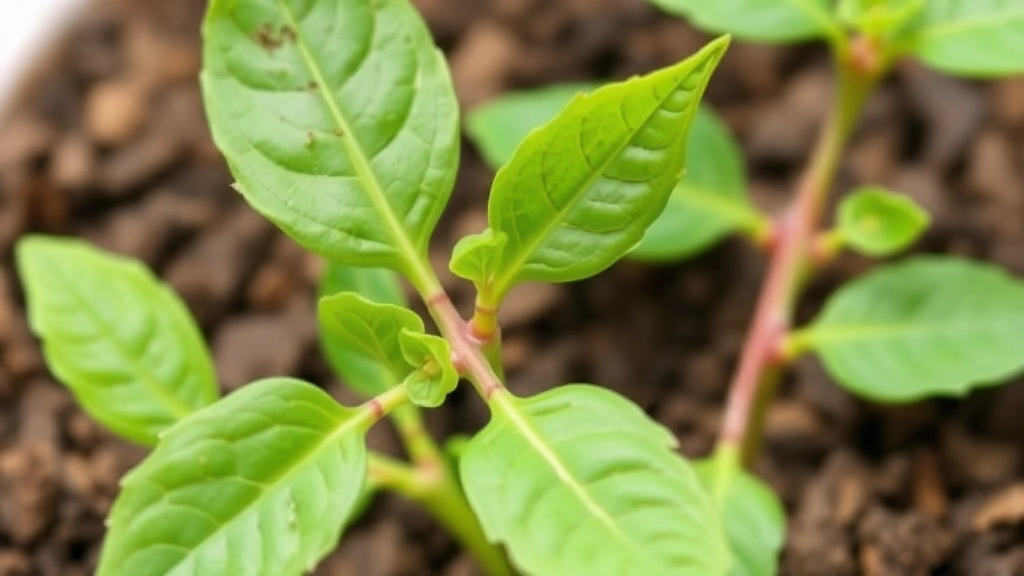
[97,378,370,576]
[318,291,423,384]
[837,186,930,257]
[473,37,730,303]
[904,0,1024,77]
[645,0,841,43]
[461,385,728,576]
[799,257,1024,401]
[449,228,508,288]
[695,448,785,576]
[201,0,459,279]
[16,235,217,447]
[398,330,458,408]
[318,264,408,397]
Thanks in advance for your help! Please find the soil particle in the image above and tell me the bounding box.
[165,206,277,327]
[898,62,985,168]
[856,506,951,576]
[212,295,316,391]
[83,80,147,146]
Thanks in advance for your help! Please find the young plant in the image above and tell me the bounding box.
[15,1,747,575]
[465,1,1024,574]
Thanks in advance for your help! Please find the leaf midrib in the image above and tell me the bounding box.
[805,312,1024,346]
[493,69,699,297]
[275,0,423,272]
[122,400,366,576]
[491,392,666,573]
[44,255,194,422]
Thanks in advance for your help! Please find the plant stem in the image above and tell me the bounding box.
[427,291,507,400]
[368,451,512,576]
[717,50,878,463]
[389,404,443,466]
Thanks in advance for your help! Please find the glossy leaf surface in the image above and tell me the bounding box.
[97,378,369,576]
[398,330,458,408]
[631,106,761,261]
[466,89,761,263]
[645,0,841,42]
[695,449,785,576]
[318,263,407,397]
[837,186,929,257]
[201,0,459,281]
[905,0,1024,77]
[318,291,421,384]
[16,236,217,447]
[461,385,728,576]
[472,38,729,301]
[799,257,1024,401]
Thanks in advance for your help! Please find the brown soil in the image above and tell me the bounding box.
[1,0,1023,574]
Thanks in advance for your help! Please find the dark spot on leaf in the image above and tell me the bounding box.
[280,25,297,43]
[306,131,316,147]
[306,80,318,91]
[252,23,297,52]
[333,129,344,137]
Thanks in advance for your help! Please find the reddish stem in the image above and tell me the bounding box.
[717,55,876,460]
[426,292,505,400]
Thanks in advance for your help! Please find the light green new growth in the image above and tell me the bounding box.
[468,96,766,262]
[16,236,218,447]
[836,186,930,257]
[318,264,408,397]
[398,330,458,407]
[457,36,730,306]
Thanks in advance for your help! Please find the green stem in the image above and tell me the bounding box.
[717,46,881,464]
[389,403,443,466]
[368,450,512,575]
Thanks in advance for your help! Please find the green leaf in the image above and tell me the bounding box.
[318,263,408,397]
[201,0,459,285]
[797,257,1024,402]
[97,377,370,576]
[466,83,600,168]
[631,107,763,261]
[398,330,458,408]
[318,291,423,386]
[472,37,729,303]
[644,0,842,43]
[837,0,924,39]
[695,447,785,576]
[904,0,1024,77]
[15,235,217,447]
[469,89,764,263]
[449,229,508,288]
[460,385,728,576]
[837,186,930,257]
